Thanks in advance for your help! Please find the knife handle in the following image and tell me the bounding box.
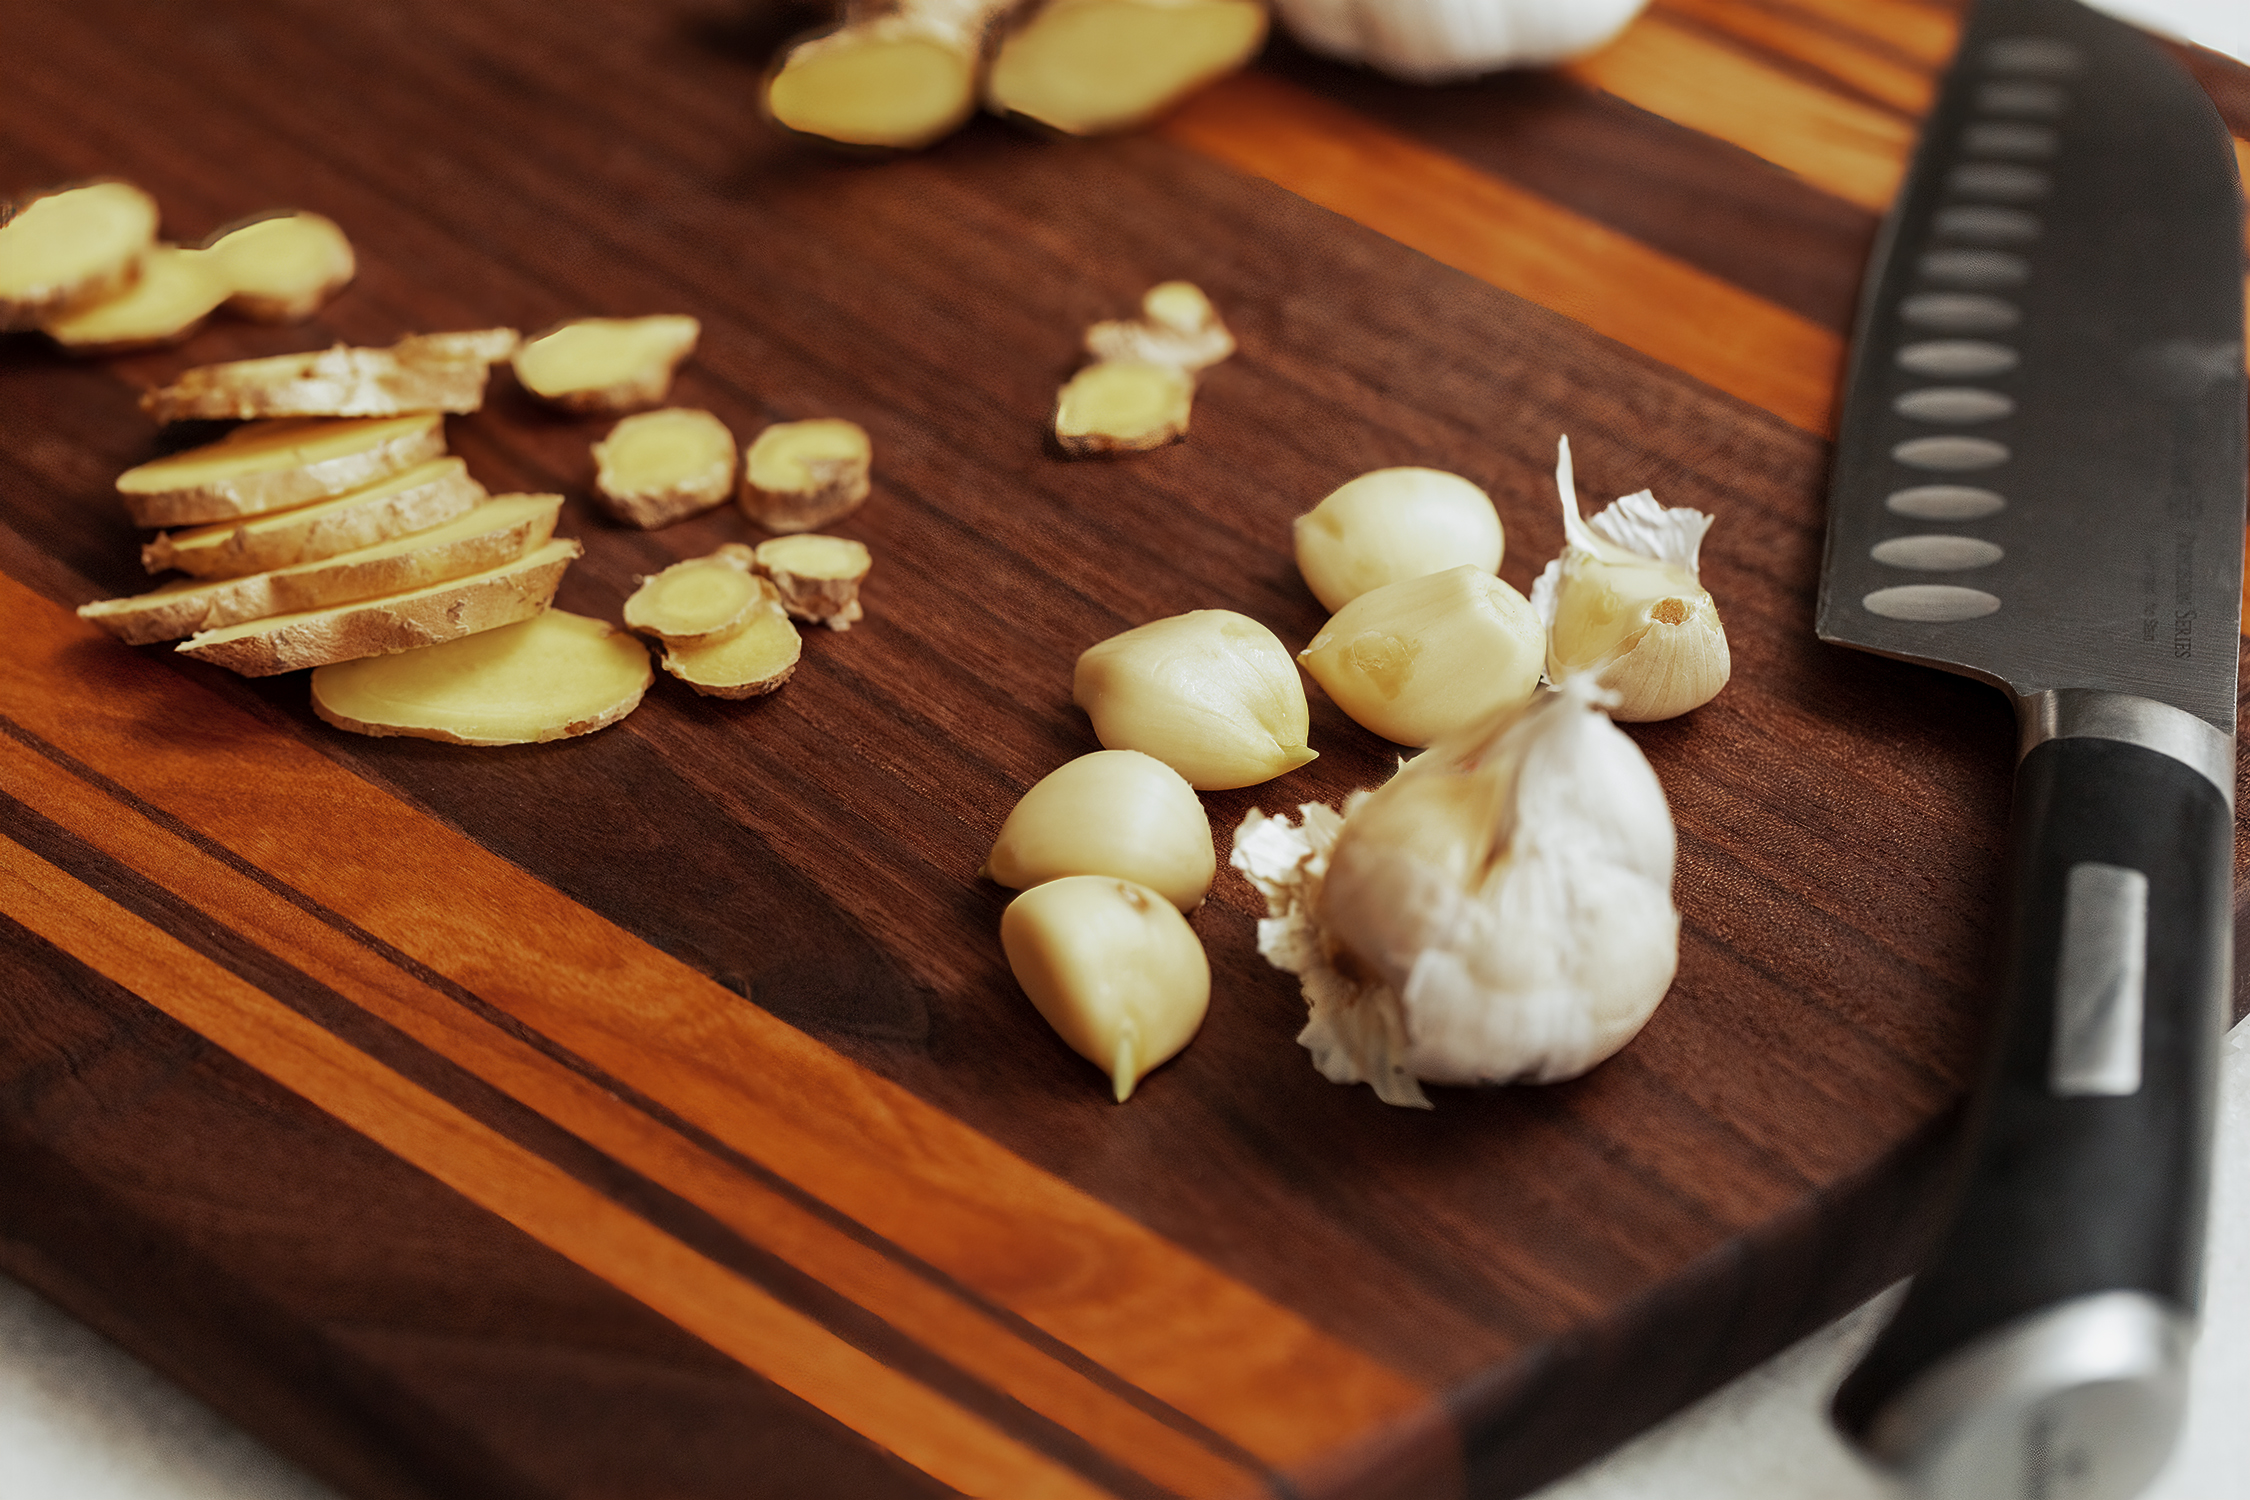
[1833,697,2230,1500]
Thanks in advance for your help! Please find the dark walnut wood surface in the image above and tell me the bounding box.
[4,2,2246,1498]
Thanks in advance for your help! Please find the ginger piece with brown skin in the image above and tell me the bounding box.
[741,418,872,532]
[142,458,485,579]
[591,407,737,529]
[1054,281,1231,455]
[42,245,232,354]
[623,553,769,646]
[986,0,1268,136]
[512,316,700,415]
[311,611,652,746]
[764,0,1024,150]
[0,180,159,329]
[1084,281,1235,370]
[754,533,871,631]
[202,211,356,323]
[659,575,803,698]
[119,413,449,530]
[141,328,519,423]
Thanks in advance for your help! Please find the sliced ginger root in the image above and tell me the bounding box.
[142,458,484,579]
[660,574,803,698]
[311,610,652,746]
[512,315,700,415]
[623,554,768,645]
[118,413,449,530]
[764,0,1020,150]
[741,417,872,532]
[41,244,231,354]
[1085,281,1235,370]
[141,328,520,423]
[1055,282,1230,455]
[201,211,356,322]
[987,0,1268,135]
[753,533,871,631]
[591,407,737,529]
[0,180,159,329]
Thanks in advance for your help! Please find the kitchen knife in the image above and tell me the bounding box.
[1815,2,2245,1498]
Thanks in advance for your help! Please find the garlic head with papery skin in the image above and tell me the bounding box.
[1271,0,1650,84]
[1530,436,1729,722]
[1231,676,1677,1108]
[1074,609,1317,790]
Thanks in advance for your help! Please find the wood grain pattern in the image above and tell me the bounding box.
[2,1,2246,1498]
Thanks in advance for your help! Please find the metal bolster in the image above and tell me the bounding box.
[2018,689,2236,806]
[1862,1291,2193,1500]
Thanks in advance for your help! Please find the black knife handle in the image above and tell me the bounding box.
[1833,711,2230,1500]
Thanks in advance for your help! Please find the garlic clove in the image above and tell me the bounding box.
[1000,875,1212,1102]
[1073,609,1317,789]
[1292,466,1503,613]
[1297,563,1543,747]
[983,749,1216,911]
[1272,0,1650,84]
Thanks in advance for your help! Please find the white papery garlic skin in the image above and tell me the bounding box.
[1531,436,1729,722]
[1272,0,1649,83]
[1231,676,1677,1108]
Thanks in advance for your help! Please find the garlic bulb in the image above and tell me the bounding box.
[1272,0,1649,84]
[1074,609,1317,789]
[1530,436,1729,723]
[1231,676,1677,1108]
[1293,467,1503,613]
[983,749,1216,911]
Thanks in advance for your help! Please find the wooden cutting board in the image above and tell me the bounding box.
[3,2,2246,1497]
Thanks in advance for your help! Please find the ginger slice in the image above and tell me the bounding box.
[140,327,519,423]
[0,180,159,329]
[311,610,652,746]
[764,0,1021,150]
[84,494,562,645]
[142,457,484,579]
[512,315,700,415]
[1054,360,1194,454]
[42,244,232,355]
[754,532,871,631]
[623,554,767,645]
[175,536,580,677]
[1084,280,1235,371]
[202,211,356,323]
[986,0,1268,136]
[118,413,449,530]
[660,579,803,698]
[590,407,736,529]
[741,417,872,533]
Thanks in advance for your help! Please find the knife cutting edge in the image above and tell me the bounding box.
[1814,1,2246,1497]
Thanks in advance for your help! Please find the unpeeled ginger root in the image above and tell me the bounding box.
[1231,676,1678,1108]
[983,749,1215,911]
[1073,609,1315,790]
[1530,436,1728,722]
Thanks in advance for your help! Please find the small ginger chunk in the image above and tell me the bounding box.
[0,180,159,329]
[754,532,871,631]
[1054,360,1194,454]
[660,575,802,698]
[623,553,767,645]
[986,0,1268,136]
[311,610,652,746]
[140,329,519,423]
[512,315,700,415]
[41,244,232,354]
[1085,280,1235,370]
[741,417,872,533]
[591,407,737,529]
[203,211,356,322]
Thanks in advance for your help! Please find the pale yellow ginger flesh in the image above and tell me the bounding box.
[659,577,802,698]
[1083,280,1235,371]
[987,0,1269,135]
[141,328,520,423]
[590,407,736,529]
[764,1,1016,150]
[512,315,700,415]
[311,610,653,746]
[999,875,1211,1102]
[0,181,159,329]
[623,556,767,645]
[741,418,872,533]
[41,245,231,354]
[983,749,1215,911]
[1054,360,1194,454]
[201,211,356,322]
[175,536,580,677]
[83,494,562,645]
[118,413,448,530]
[142,457,483,579]
[753,533,871,631]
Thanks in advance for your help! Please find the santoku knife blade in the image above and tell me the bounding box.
[1815,1,2245,1497]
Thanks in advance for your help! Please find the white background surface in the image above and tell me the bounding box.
[5,3,2248,1498]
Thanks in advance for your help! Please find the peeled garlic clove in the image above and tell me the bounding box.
[984,749,1215,911]
[1292,467,1503,612]
[1073,609,1317,790]
[1000,875,1212,1102]
[1297,564,1544,748]
[1531,436,1729,722]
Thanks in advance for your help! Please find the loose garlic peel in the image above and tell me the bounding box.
[1232,677,1678,1108]
[1293,467,1503,612]
[1298,564,1543,748]
[1074,609,1316,790]
[1000,875,1211,1102]
[984,749,1215,911]
[1531,436,1729,723]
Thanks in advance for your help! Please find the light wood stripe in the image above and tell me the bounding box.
[0,727,1267,1500]
[0,834,1120,1500]
[1159,70,1844,435]
[1766,0,1960,69]
[1655,0,1938,115]
[0,570,1438,1477]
